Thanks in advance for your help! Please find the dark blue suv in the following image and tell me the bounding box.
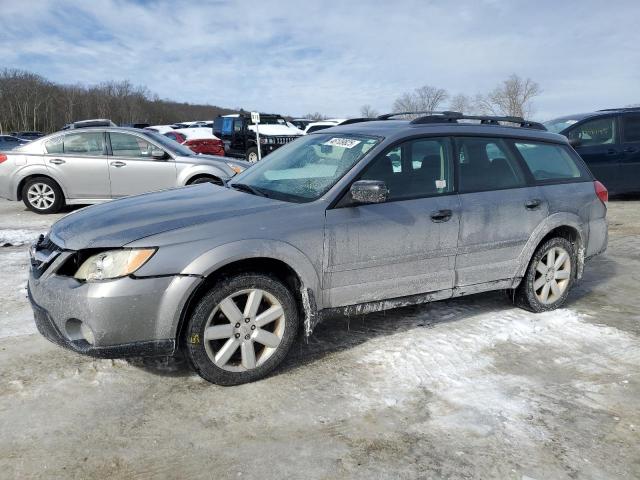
[545,107,640,195]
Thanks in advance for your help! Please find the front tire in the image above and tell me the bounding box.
[184,273,299,385]
[246,147,259,163]
[515,237,575,312]
[22,177,64,214]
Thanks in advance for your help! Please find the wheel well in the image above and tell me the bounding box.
[16,174,61,201]
[176,257,304,347]
[539,225,580,249]
[186,174,222,185]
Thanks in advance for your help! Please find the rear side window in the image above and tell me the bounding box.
[456,137,526,192]
[45,133,104,155]
[514,142,589,181]
[622,115,640,143]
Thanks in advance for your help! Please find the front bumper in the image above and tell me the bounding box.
[28,251,202,358]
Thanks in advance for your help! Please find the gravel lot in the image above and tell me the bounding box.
[0,198,639,480]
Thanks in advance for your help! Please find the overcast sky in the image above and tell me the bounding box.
[2,0,640,121]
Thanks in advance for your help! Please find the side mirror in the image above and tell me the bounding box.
[151,149,167,160]
[350,180,388,204]
[568,137,581,148]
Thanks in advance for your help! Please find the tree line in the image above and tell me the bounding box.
[360,74,542,120]
[0,68,237,134]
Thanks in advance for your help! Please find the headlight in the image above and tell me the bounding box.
[74,248,156,281]
[259,137,275,145]
[225,161,246,174]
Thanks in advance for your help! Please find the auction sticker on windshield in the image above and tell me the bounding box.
[324,138,361,149]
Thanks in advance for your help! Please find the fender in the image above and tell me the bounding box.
[178,164,229,186]
[13,164,70,201]
[180,238,322,300]
[514,212,587,280]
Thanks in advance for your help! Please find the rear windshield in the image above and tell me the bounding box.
[513,141,591,182]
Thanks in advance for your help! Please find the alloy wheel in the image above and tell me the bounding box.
[533,246,571,304]
[203,288,285,372]
[247,152,258,163]
[27,183,56,210]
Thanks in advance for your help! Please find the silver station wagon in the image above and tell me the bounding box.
[0,127,249,213]
[27,112,608,385]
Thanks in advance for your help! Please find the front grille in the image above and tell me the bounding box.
[275,136,299,145]
[30,234,62,279]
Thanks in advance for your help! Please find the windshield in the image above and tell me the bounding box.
[144,130,195,156]
[543,118,581,134]
[230,133,380,202]
[249,116,287,125]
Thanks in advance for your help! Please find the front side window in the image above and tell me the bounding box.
[622,115,640,143]
[456,137,526,192]
[566,117,616,146]
[360,137,452,200]
[230,134,380,202]
[110,133,157,158]
[514,142,589,181]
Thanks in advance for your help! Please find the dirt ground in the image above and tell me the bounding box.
[0,198,639,480]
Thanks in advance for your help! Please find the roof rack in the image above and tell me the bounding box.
[409,112,546,130]
[339,117,373,125]
[597,107,640,112]
[377,111,460,120]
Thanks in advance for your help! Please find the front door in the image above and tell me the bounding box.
[454,136,549,286]
[324,136,460,308]
[107,132,177,197]
[565,115,622,193]
[43,131,110,199]
[229,118,247,157]
[619,113,640,193]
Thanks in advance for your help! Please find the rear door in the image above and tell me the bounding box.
[229,118,247,157]
[324,136,460,307]
[619,113,640,193]
[454,136,548,287]
[564,115,622,192]
[107,132,177,197]
[43,132,110,199]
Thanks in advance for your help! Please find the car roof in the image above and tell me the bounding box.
[321,119,567,143]
[546,107,640,124]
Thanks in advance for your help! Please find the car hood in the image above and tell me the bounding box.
[49,185,287,250]
[247,124,303,136]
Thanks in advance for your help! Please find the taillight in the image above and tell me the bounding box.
[594,180,608,204]
[0,154,7,164]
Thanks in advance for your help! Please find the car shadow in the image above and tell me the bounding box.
[127,254,617,380]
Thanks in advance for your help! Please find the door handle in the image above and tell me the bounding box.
[430,209,453,223]
[110,161,126,167]
[525,199,542,210]
[606,149,619,155]
[49,158,65,165]
[623,147,637,153]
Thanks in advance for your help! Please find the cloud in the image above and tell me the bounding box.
[1,0,639,120]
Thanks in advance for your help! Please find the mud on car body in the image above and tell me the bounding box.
[28,112,608,385]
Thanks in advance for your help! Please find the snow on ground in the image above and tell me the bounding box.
[0,248,36,338]
[0,228,43,246]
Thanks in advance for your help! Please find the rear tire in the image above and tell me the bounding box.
[22,177,64,214]
[184,273,299,385]
[514,237,575,312]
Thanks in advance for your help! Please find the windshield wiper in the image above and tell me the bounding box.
[230,183,269,197]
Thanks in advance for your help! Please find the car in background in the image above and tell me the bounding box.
[303,119,348,134]
[164,127,226,157]
[290,118,313,130]
[0,127,249,213]
[120,122,151,129]
[0,135,29,150]
[62,119,117,130]
[186,121,213,128]
[545,107,640,194]
[14,131,45,141]
[213,112,304,162]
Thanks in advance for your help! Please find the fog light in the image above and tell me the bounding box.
[65,319,95,345]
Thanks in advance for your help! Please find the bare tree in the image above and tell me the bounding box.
[448,94,475,114]
[304,112,327,120]
[393,85,449,116]
[359,104,379,118]
[476,74,541,118]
